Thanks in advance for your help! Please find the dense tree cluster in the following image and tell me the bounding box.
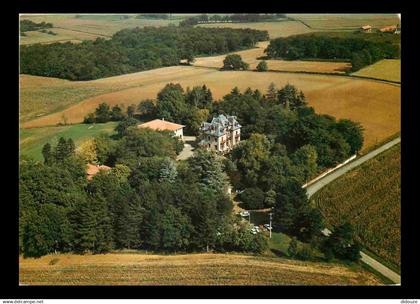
[265,34,400,71]
[222,54,249,71]
[20,26,268,80]
[320,223,361,261]
[84,103,128,124]
[20,20,53,33]
[136,14,169,19]
[212,84,363,242]
[180,14,286,26]
[20,127,268,257]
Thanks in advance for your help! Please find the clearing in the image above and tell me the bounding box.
[19,122,118,161]
[312,143,400,271]
[19,252,381,285]
[352,59,401,83]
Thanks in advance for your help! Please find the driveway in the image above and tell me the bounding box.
[307,137,401,284]
[176,136,196,161]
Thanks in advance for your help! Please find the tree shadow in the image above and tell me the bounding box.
[270,248,288,258]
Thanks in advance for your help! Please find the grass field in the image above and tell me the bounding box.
[19,14,180,45]
[312,143,400,270]
[288,14,400,31]
[198,20,313,39]
[20,66,400,152]
[19,252,381,285]
[19,122,118,161]
[352,59,401,82]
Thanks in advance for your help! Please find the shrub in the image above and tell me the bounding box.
[222,54,249,71]
[256,60,268,72]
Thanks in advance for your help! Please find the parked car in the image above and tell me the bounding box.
[240,211,250,217]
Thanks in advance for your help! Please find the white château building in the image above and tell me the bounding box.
[199,114,241,153]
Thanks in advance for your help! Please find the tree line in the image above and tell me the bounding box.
[20,20,53,33]
[265,34,400,71]
[20,26,268,81]
[180,14,287,26]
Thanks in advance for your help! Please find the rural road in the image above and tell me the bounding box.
[306,137,401,284]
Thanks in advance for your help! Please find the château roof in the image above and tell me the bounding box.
[201,114,241,137]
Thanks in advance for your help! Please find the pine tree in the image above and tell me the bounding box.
[42,143,52,164]
[71,199,97,253]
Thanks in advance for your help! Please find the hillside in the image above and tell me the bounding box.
[312,143,400,270]
[352,59,401,82]
[19,253,381,285]
[20,67,400,152]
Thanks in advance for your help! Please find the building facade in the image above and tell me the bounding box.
[199,114,241,153]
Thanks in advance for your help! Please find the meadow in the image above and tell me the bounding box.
[20,66,401,152]
[19,252,381,285]
[352,59,401,82]
[288,14,400,31]
[19,122,118,161]
[312,143,400,270]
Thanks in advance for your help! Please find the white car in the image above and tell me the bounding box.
[240,211,250,217]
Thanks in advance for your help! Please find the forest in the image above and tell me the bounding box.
[180,14,287,26]
[20,26,268,80]
[265,34,400,71]
[20,83,363,262]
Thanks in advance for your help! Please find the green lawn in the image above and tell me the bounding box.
[20,122,118,161]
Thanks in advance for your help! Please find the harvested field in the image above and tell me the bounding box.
[19,14,179,45]
[20,67,400,152]
[288,14,400,31]
[312,143,400,270]
[193,41,351,73]
[198,20,313,39]
[19,253,381,285]
[352,59,401,83]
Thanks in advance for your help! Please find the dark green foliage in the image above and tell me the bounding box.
[137,99,156,117]
[334,119,364,154]
[321,223,361,261]
[95,103,111,123]
[155,83,189,123]
[111,105,126,121]
[288,237,298,257]
[42,143,52,164]
[180,14,282,26]
[20,26,267,80]
[256,60,268,72]
[238,188,265,210]
[222,54,249,70]
[277,84,307,110]
[20,20,53,32]
[126,104,136,118]
[265,34,400,71]
[115,117,138,138]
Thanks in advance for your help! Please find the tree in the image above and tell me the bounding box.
[55,137,74,162]
[288,237,298,257]
[137,99,156,117]
[187,108,209,135]
[238,187,265,210]
[95,103,111,123]
[115,117,138,138]
[256,60,268,72]
[321,222,361,261]
[126,104,136,117]
[334,119,364,154]
[291,144,318,182]
[111,105,125,121]
[277,84,307,110]
[155,83,189,123]
[84,112,96,124]
[78,139,98,164]
[42,143,52,164]
[159,157,178,183]
[222,54,249,70]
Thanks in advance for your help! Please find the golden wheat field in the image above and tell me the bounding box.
[193,41,351,73]
[288,14,400,31]
[20,66,400,151]
[198,20,313,39]
[19,253,381,285]
[352,59,401,82]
